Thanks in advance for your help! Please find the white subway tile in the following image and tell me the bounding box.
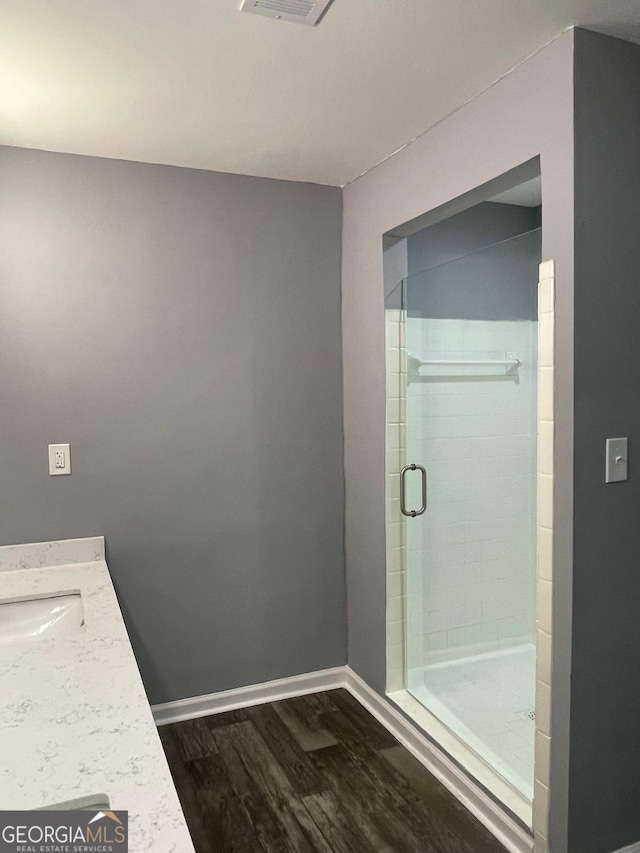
[386,346,401,372]
[464,623,483,646]
[386,449,402,476]
[535,681,551,737]
[481,561,499,583]
[446,627,465,648]
[426,609,454,633]
[386,667,404,692]
[387,572,404,598]
[538,526,553,582]
[386,547,402,574]
[386,496,402,522]
[538,369,554,421]
[387,398,400,424]
[537,579,553,635]
[535,730,551,786]
[538,314,554,368]
[538,278,555,315]
[387,621,403,646]
[464,603,482,625]
[533,780,550,836]
[513,612,533,637]
[538,259,555,281]
[386,523,402,550]
[387,641,404,667]
[538,420,554,476]
[462,582,483,609]
[426,630,449,653]
[537,629,552,686]
[387,595,405,623]
[537,473,554,530]
[387,372,401,398]
[386,329,401,353]
[480,595,497,621]
[481,621,499,643]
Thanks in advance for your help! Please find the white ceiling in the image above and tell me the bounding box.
[1,0,640,187]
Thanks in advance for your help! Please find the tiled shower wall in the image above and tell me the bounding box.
[532,260,555,853]
[386,312,538,689]
[404,318,538,677]
[385,307,407,692]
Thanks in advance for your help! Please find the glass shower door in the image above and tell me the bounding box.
[400,229,540,801]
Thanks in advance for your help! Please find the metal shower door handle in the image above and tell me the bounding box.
[400,463,427,517]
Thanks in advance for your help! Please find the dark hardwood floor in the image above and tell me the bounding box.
[159,688,507,853]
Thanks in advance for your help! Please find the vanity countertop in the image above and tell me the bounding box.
[0,537,195,852]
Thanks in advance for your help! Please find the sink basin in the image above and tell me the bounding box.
[0,592,83,645]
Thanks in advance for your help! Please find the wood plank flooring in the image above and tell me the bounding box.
[159,688,507,853]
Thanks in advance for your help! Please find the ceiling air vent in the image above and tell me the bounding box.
[239,0,335,26]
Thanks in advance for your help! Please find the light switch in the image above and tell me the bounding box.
[49,444,71,476]
[605,437,627,483]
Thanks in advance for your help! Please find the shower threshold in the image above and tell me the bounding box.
[388,642,535,828]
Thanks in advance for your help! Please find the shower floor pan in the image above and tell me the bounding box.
[410,642,535,801]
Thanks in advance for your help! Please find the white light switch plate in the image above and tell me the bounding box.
[605,437,627,483]
[49,444,71,476]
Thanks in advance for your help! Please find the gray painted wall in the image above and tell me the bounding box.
[570,29,640,853]
[0,146,345,705]
[382,236,407,304]
[406,202,541,321]
[407,201,540,277]
[342,31,575,851]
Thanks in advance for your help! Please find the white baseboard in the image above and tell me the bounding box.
[152,665,532,853]
[152,666,346,726]
[613,844,640,853]
[344,669,533,853]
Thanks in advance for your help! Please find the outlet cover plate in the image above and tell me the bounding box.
[49,444,71,476]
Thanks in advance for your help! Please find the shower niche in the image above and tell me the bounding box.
[384,160,552,829]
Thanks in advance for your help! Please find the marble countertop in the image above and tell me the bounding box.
[0,537,195,852]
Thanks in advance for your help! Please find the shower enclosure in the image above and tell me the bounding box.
[385,225,541,817]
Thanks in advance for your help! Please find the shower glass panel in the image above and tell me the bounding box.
[401,228,540,801]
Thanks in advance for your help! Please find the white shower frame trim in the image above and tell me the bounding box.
[387,686,532,825]
[151,664,533,853]
[532,259,555,853]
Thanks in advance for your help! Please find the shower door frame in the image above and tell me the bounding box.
[385,259,556,839]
